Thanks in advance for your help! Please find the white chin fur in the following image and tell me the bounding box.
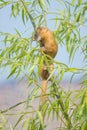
[37,36,41,41]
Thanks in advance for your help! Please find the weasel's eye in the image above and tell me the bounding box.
[34,33,38,40]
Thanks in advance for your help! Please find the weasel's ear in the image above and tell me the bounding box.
[37,26,43,31]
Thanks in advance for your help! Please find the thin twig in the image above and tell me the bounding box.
[0,101,25,113]
[0,94,51,114]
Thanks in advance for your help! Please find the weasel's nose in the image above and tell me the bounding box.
[34,33,38,41]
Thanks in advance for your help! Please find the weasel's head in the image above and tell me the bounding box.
[34,27,43,41]
[34,27,47,41]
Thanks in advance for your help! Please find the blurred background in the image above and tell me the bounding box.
[0,0,86,108]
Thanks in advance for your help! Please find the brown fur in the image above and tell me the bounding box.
[34,27,58,58]
[34,27,58,103]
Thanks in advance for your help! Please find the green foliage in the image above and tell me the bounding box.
[0,0,87,130]
[0,113,13,130]
[53,1,87,62]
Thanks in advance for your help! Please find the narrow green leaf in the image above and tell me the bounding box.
[47,69,55,81]
[30,87,40,103]
[0,114,6,123]
[37,111,44,129]
[72,0,76,5]
[38,55,44,76]
[0,50,6,57]
[15,28,21,37]
[29,64,36,75]
[15,69,21,78]
[48,106,52,118]
[14,115,24,129]
[47,0,50,5]
[81,121,87,130]
[66,67,79,73]
[69,45,74,62]
[75,11,81,22]
[42,103,49,116]
[38,0,45,10]
[59,69,65,81]
[69,46,78,63]
[78,0,82,6]
[22,8,25,24]
[7,66,17,78]
[0,0,5,2]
